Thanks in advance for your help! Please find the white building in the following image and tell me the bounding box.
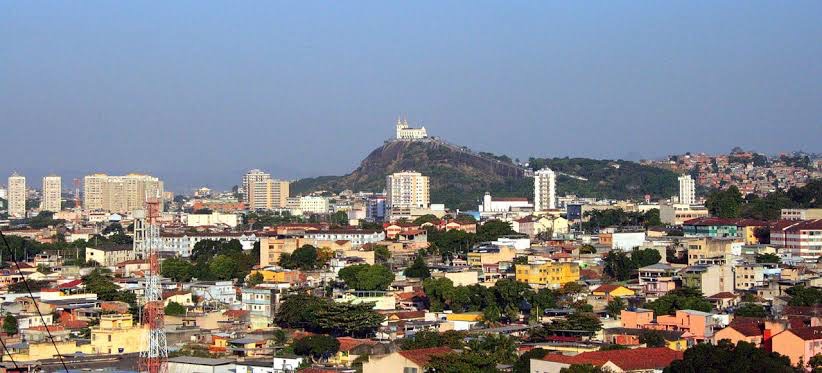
[83,173,164,213]
[159,233,259,257]
[678,174,696,205]
[185,212,240,228]
[7,173,26,218]
[386,171,430,210]
[41,175,62,212]
[286,196,329,215]
[304,229,385,247]
[534,168,557,211]
[478,192,533,213]
[242,169,271,204]
[395,117,427,140]
[612,232,647,251]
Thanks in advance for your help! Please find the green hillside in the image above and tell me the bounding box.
[291,140,679,210]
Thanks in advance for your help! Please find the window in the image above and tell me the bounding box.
[404,368,419,373]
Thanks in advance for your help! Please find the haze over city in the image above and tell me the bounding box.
[2,2,821,191]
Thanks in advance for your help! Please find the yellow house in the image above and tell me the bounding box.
[515,261,580,288]
[91,314,147,355]
[3,340,91,362]
[535,215,570,235]
[363,347,454,373]
[592,284,636,298]
[467,245,516,266]
[446,312,484,322]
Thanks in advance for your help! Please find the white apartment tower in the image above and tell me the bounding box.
[534,168,557,211]
[7,173,26,218]
[395,117,428,140]
[83,173,164,213]
[678,174,696,205]
[41,175,62,212]
[242,169,289,210]
[386,171,430,209]
[242,169,271,204]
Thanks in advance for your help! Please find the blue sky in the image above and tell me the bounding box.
[2,1,820,191]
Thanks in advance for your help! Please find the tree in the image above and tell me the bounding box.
[786,286,822,306]
[246,271,265,287]
[3,313,18,336]
[639,330,666,347]
[338,264,395,291]
[466,334,518,364]
[706,186,744,218]
[164,301,186,316]
[373,245,391,263]
[404,252,430,279]
[604,251,635,281]
[476,220,516,242]
[755,253,780,264]
[606,297,625,318]
[275,294,383,337]
[513,348,548,373]
[293,335,340,362]
[422,277,454,312]
[664,340,794,373]
[208,255,239,280]
[631,248,661,267]
[413,214,440,225]
[734,303,767,318]
[400,330,467,350]
[427,352,498,373]
[161,257,195,282]
[645,287,712,315]
[281,245,321,270]
[82,268,120,300]
[578,244,596,254]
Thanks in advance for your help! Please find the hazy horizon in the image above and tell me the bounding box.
[2,2,820,192]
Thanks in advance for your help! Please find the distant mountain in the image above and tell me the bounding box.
[291,139,679,210]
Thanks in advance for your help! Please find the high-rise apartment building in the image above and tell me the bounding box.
[7,173,26,218]
[678,174,696,205]
[248,179,290,210]
[242,169,271,204]
[386,171,430,209]
[41,175,62,212]
[534,168,557,211]
[83,173,164,213]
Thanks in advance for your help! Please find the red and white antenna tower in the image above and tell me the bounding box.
[138,198,168,373]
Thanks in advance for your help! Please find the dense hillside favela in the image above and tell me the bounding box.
[1,120,821,373]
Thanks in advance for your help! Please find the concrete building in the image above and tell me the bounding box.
[186,211,240,228]
[83,173,164,213]
[659,203,710,225]
[770,219,822,260]
[515,261,580,288]
[85,245,135,267]
[534,168,557,211]
[478,192,532,213]
[242,169,270,204]
[287,196,329,215]
[681,265,735,297]
[780,208,822,221]
[386,171,430,214]
[90,313,147,355]
[7,172,26,218]
[41,175,62,212]
[678,174,696,205]
[248,178,289,210]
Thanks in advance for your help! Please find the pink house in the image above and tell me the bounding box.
[771,326,822,368]
[621,308,717,342]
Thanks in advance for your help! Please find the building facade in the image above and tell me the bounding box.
[395,117,427,140]
[7,172,26,218]
[678,174,696,205]
[248,178,289,210]
[83,173,164,213]
[534,168,557,211]
[41,175,62,212]
[386,171,430,212]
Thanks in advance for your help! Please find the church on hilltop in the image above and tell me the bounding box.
[395,117,427,140]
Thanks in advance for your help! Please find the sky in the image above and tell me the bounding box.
[2,1,821,192]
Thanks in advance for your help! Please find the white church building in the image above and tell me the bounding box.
[395,117,427,140]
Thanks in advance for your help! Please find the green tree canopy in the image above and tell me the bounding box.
[403,252,431,279]
[280,245,321,270]
[664,340,793,373]
[645,287,712,315]
[161,257,195,282]
[734,303,767,318]
[338,264,395,291]
[3,313,18,336]
[164,301,186,316]
[293,335,340,361]
[706,186,744,218]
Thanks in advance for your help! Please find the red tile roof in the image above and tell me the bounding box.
[222,309,248,318]
[398,347,453,366]
[786,326,822,341]
[542,347,683,371]
[707,292,737,299]
[57,279,82,289]
[337,337,378,352]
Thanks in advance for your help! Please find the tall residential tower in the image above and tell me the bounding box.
[678,174,696,205]
[386,171,430,210]
[7,173,26,218]
[534,168,557,211]
[41,175,62,212]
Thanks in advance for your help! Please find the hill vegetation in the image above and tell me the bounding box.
[292,139,680,210]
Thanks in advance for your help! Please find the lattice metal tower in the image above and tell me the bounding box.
[138,198,168,373]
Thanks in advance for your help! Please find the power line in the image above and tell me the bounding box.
[0,231,69,373]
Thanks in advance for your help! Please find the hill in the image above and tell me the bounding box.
[291,139,679,210]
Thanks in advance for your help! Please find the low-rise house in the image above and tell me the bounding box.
[602,327,687,351]
[531,347,684,373]
[362,347,453,373]
[771,326,822,367]
[621,308,718,343]
[591,284,635,300]
[85,245,135,267]
[168,357,235,373]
